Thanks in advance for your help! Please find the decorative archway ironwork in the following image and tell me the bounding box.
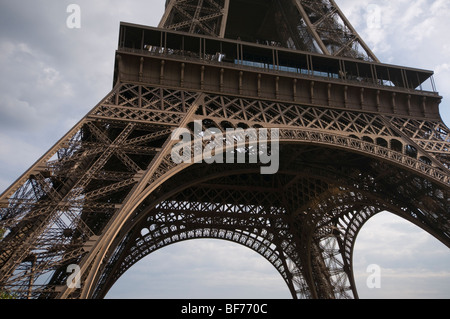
[0,0,448,299]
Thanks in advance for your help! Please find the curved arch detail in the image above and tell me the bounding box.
[79,132,448,300]
[51,91,448,300]
[103,228,301,299]
[90,151,447,300]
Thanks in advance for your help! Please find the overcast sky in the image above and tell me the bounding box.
[0,0,449,299]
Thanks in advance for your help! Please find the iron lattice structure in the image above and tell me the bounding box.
[0,0,449,299]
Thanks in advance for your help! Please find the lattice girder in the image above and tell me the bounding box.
[160,0,377,61]
[1,1,449,298]
[87,141,447,299]
[92,168,363,299]
[1,76,448,299]
[0,85,202,298]
[161,0,230,37]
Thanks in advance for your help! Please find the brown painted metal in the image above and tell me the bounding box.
[160,0,379,62]
[0,0,449,299]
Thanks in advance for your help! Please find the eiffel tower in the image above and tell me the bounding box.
[0,0,449,299]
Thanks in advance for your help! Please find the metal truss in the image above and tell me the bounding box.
[0,80,448,299]
[295,0,378,61]
[1,1,449,300]
[160,0,230,37]
[160,0,378,61]
[91,164,386,299]
[0,85,202,298]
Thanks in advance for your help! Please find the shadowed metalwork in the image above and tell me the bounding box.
[0,0,448,299]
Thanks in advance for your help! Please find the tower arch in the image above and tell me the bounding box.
[0,1,448,300]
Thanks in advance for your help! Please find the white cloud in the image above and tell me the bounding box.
[353,212,450,299]
[0,39,76,134]
[339,0,450,126]
[106,240,291,299]
[355,266,450,299]
[0,132,45,190]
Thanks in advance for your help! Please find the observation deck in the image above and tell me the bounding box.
[114,22,442,120]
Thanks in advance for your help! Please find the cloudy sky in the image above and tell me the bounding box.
[0,0,449,299]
